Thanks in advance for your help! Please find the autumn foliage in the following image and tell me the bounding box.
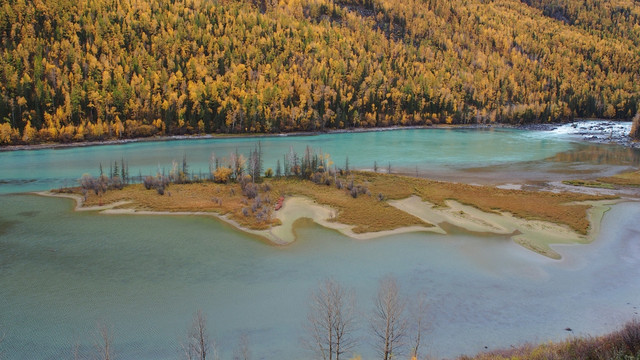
[0,0,639,145]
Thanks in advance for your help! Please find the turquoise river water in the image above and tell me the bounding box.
[1,125,640,359]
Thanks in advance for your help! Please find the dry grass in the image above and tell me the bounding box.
[349,172,614,235]
[68,171,616,235]
[78,182,279,230]
[562,180,615,189]
[269,176,429,233]
[598,169,640,187]
[563,169,640,190]
[459,319,640,360]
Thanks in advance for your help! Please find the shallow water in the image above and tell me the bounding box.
[1,125,640,359]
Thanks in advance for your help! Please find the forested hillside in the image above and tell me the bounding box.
[0,0,639,144]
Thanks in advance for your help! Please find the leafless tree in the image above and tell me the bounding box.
[233,333,251,360]
[409,292,430,360]
[94,323,113,360]
[306,278,358,360]
[183,310,217,360]
[370,276,408,360]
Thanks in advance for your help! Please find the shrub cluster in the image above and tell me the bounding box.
[80,174,124,196]
[462,319,640,360]
[143,175,170,195]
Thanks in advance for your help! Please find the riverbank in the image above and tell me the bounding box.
[43,171,621,259]
[4,120,637,152]
[0,125,454,152]
[460,319,640,360]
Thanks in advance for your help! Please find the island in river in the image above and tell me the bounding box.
[42,169,640,260]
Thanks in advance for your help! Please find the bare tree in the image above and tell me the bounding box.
[183,310,214,360]
[94,323,113,360]
[233,333,251,360]
[371,276,408,360]
[409,292,430,360]
[306,278,358,360]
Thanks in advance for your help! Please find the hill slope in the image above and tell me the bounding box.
[0,0,639,144]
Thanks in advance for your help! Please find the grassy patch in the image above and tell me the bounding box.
[269,176,428,233]
[562,179,615,189]
[354,172,614,235]
[459,319,640,360]
[598,169,640,187]
[77,182,280,230]
[563,169,640,190]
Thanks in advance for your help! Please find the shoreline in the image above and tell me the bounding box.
[35,190,621,259]
[3,120,636,152]
[1,125,459,152]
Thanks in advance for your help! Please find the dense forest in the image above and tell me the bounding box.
[0,0,639,145]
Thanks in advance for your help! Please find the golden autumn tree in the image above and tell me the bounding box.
[0,0,638,145]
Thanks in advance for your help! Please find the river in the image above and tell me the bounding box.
[1,123,640,359]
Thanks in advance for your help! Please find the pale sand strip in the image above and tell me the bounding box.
[269,197,442,244]
[389,195,618,259]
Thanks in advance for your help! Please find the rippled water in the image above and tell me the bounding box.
[1,125,640,359]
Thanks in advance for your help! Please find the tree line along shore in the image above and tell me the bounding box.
[1,0,640,145]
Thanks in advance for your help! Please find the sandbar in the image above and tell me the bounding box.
[389,195,619,259]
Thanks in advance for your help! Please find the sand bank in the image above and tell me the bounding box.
[269,197,440,243]
[389,195,619,259]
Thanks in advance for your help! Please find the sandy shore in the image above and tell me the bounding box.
[389,195,619,259]
[36,191,619,258]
